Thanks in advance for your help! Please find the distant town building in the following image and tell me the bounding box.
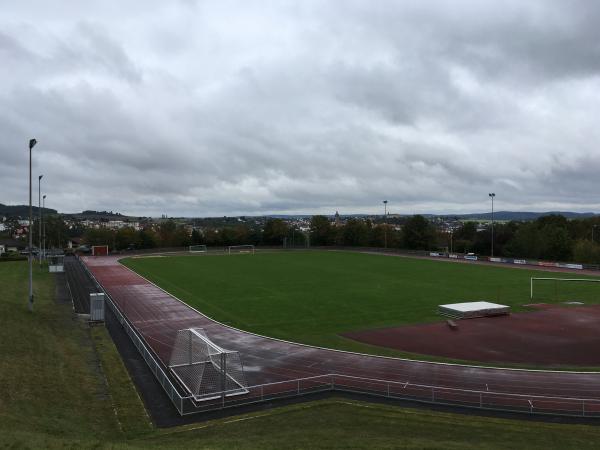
[334,211,342,227]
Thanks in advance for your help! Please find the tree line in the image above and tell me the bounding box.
[80,214,600,264]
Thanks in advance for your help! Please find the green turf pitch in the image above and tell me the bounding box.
[122,251,600,357]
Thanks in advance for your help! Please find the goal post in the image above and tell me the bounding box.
[228,245,255,255]
[168,328,248,401]
[189,244,208,253]
[91,245,109,256]
[530,277,600,300]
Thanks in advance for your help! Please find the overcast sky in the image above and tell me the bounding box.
[2,1,600,217]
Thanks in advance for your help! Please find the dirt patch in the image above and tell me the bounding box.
[342,305,600,366]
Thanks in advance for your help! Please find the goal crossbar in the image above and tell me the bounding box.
[530,277,600,299]
[227,245,255,254]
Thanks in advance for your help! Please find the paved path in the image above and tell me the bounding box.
[83,255,600,415]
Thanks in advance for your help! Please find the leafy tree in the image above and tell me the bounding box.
[504,222,542,259]
[572,240,600,264]
[310,215,334,246]
[219,227,237,246]
[83,228,115,248]
[138,229,158,249]
[342,219,369,246]
[263,219,289,245]
[286,227,306,247]
[202,228,221,246]
[401,215,435,250]
[158,220,177,246]
[191,229,204,245]
[537,214,569,229]
[172,226,192,247]
[454,222,477,241]
[115,227,137,250]
[539,224,572,261]
[31,215,70,249]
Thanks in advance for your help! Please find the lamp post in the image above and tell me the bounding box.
[28,139,37,312]
[42,195,47,259]
[383,200,388,249]
[488,193,495,257]
[38,174,43,265]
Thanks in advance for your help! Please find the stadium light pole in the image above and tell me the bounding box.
[42,195,47,259]
[28,139,37,312]
[38,174,43,265]
[383,200,388,249]
[488,193,495,257]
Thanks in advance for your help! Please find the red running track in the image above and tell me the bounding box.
[83,255,600,416]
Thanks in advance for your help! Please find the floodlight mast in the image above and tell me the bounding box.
[42,195,47,259]
[38,174,43,265]
[28,139,37,312]
[383,200,388,249]
[488,193,495,257]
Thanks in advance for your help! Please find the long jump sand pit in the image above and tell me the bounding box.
[342,305,600,366]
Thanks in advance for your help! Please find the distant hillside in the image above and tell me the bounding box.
[0,203,57,217]
[66,210,126,220]
[448,211,598,221]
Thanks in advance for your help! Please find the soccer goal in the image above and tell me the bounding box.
[228,244,255,254]
[189,244,208,253]
[168,328,248,401]
[530,277,600,301]
[91,245,109,256]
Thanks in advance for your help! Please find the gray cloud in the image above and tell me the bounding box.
[1,0,600,217]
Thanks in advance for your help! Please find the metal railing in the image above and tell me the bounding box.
[76,256,600,418]
[179,373,600,418]
[77,255,189,414]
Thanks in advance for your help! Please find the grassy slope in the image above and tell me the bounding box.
[3,260,600,448]
[0,261,122,446]
[122,251,600,356]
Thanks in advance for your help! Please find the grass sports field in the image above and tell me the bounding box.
[122,250,600,358]
[5,258,600,447]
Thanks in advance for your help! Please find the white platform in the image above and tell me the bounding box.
[438,301,510,319]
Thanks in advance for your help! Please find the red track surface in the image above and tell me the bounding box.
[83,255,600,415]
[343,305,600,366]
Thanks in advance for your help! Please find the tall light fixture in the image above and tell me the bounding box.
[488,193,496,257]
[383,200,388,249]
[28,139,37,312]
[42,194,47,259]
[38,174,43,265]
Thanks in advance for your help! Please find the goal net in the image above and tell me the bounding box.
[91,245,109,256]
[228,245,255,254]
[530,277,600,303]
[168,328,248,401]
[189,245,208,253]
